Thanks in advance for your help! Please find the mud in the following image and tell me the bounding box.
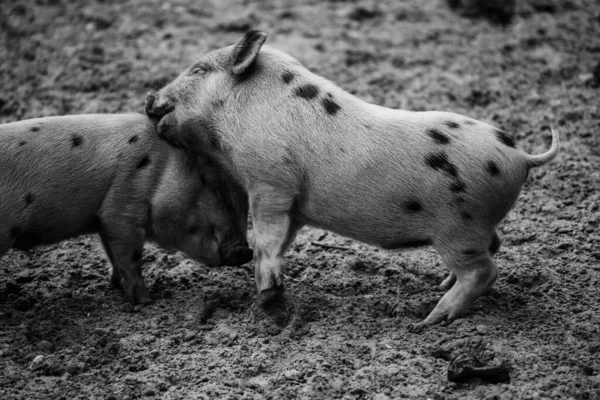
[1,0,599,399]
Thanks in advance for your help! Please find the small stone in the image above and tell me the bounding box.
[284,369,300,380]
[14,297,31,312]
[30,355,45,370]
[373,394,390,400]
[143,388,156,396]
[16,269,35,284]
[228,331,238,341]
[476,324,490,334]
[123,374,139,384]
[184,331,197,342]
[36,340,53,353]
[94,327,111,335]
[247,375,270,389]
[382,364,401,376]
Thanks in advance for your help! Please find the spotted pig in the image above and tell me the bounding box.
[0,114,252,304]
[145,31,559,326]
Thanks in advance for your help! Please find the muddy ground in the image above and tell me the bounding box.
[1,0,599,399]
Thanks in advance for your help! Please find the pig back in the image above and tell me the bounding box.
[0,113,165,247]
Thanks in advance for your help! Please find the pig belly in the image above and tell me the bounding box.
[300,177,433,249]
[2,158,116,250]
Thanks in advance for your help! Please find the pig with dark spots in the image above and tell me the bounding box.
[146,31,560,327]
[0,114,252,305]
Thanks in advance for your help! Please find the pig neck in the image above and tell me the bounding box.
[145,145,192,247]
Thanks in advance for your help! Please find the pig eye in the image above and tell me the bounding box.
[190,65,208,76]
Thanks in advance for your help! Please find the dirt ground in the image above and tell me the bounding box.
[1,0,599,399]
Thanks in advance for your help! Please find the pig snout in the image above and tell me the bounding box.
[219,243,253,266]
[145,91,174,120]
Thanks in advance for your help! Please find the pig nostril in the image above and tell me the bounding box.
[145,94,175,120]
[144,91,156,115]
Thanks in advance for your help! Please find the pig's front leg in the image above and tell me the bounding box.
[98,188,152,305]
[100,228,150,305]
[250,187,300,306]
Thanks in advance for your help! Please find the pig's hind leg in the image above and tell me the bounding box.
[418,232,499,327]
[438,230,501,290]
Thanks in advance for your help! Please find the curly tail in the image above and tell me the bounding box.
[525,128,559,168]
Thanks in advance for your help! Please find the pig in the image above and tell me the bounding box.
[0,113,252,304]
[145,31,559,326]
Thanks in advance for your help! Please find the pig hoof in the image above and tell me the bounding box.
[258,287,293,327]
[258,285,286,308]
[407,322,427,334]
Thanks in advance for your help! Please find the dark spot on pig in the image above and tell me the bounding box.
[461,212,473,220]
[137,155,151,169]
[449,180,466,193]
[25,193,34,205]
[294,84,319,100]
[128,135,139,144]
[10,227,19,239]
[444,121,460,129]
[428,128,450,144]
[18,140,27,146]
[132,250,142,262]
[30,126,40,132]
[464,120,477,126]
[494,129,515,148]
[402,200,422,213]
[188,224,200,234]
[486,160,501,176]
[71,135,83,147]
[208,131,221,148]
[322,97,341,115]
[425,152,458,178]
[282,148,297,165]
[282,70,296,84]
[489,233,501,255]
[463,249,482,255]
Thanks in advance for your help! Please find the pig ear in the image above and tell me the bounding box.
[230,30,267,76]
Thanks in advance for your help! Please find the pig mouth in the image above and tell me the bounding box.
[220,246,253,267]
[155,113,176,136]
